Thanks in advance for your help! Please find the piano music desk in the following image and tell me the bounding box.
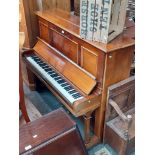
[23,9,135,148]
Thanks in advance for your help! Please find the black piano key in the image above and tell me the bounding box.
[48,71,55,75]
[31,56,40,60]
[61,83,69,87]
[31,57,37,60]
[31,55,37,58]
[41,63,48,66]
[33,56,38,58]
[68,90,77,94]
[72,93,81,99]
[74,96,81,99]
[54,73,58,76]
[58,80,66,84]
[38,62,47,66]
[76,94,82,98]
[42,65,49,69]
[37,61,43,65]
[47,71,54,74]
[64,86,73,91]
[76,93,82,97]
[44,68,52,72]
[50,73,58,78]
[33,58,42,62]
[54,77,62,81]
[33,59,43,63]
[49,70,56,73]
[43,66,50,69]
[31,55,38,58]
[35,58,41,61]
[54,76,61,79]
[37,61,45,64]
[72,95,79,99]
[39,64,47,68]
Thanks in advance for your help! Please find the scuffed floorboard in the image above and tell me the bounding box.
[25,97,42,121]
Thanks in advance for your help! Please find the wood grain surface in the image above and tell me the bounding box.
[20,108,87,155]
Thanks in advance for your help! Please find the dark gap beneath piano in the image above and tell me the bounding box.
[28,77,94,140]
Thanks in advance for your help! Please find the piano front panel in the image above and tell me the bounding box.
[81,47,98,77]
[48,22,79,64]
[52,30,64,53]
[63,36,78,63]
[39,20,49,43]
[52,30,78,63]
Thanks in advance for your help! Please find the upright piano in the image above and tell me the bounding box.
[22,9,135,147]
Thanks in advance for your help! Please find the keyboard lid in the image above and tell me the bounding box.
[33,39,97,95]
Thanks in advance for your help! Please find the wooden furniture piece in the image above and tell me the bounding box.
[127,0,135,18]
[19,108,87,155]
[21,0,72,49]
[38,0,71,12]
[80,0,129,43]
[73,0,135,19]
[19,29,30,123]
[19,0,30,48]
[74,0,80,16]
[22,9,135,147]
[104,76,135,155]
[19,55,30,123]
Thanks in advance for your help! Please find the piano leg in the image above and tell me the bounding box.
[25,66,36,91]
[83,111,100,149]
[83,111,92,144]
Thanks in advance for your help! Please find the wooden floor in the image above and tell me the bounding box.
[19,83,135,155]
[19,94,42,127]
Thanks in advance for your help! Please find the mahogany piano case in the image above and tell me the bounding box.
[19,108,88,155]
[22,8,135,146]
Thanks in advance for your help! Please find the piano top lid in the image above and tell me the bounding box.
[33,39,97,95]
[35,9,135,53]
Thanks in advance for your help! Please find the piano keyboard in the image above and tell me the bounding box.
[26,55,84,104]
